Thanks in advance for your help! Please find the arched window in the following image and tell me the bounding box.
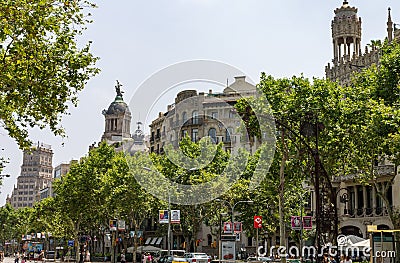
[192,111,199,124]
[226,127,233,142]
[208,128,217,143]
[182,112,187,124]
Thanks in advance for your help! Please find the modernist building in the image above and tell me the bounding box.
[6,142,53,208]
[325,1,400,238]
[149,76,258,155]
[325,1,400,86]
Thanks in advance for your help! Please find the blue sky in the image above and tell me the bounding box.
[1,0,400,204]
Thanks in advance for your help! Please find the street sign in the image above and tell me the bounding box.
[159,210,169,223]
[223,222,233,233]
[235,233,241,241]
[254,216,262,228]
[234,222,242,233]
[68,240,74,247]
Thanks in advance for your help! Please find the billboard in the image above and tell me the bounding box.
[171,210,180,224]
[159,210,169,223]
[223,222,233,233]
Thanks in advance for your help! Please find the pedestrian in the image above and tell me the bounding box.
[14,252,20,263]
[345,256,352,263]
[85,250,91,262]
[120,252,126,263]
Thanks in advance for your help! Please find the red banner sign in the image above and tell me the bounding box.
[254,216,262,228]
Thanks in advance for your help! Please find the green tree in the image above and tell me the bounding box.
[53,142,119,263]
[106,151,160,263]
[150,137,243,252]
[0,0,99,150]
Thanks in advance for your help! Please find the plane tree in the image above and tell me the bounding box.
[0,0,99,153]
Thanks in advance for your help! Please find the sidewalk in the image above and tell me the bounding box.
[1,258,109,263]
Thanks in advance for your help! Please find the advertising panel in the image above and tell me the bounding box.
[159,210,169,223]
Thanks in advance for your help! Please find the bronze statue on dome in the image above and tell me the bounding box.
[115,80,124,97]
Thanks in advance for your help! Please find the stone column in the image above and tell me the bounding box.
[334,39,338,61]
[363,185,367,215]
[354,185,358,210]
[343,37,347,56]
[372,186,377,215]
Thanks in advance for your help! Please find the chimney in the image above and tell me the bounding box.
[234,76,246,82]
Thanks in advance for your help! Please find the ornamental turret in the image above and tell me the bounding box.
[101,80,132,142]
[331,1,362,64]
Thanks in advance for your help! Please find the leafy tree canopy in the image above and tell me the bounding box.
[0,0,99,150]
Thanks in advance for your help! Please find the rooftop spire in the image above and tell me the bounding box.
[387,7,393,42]
[343,0,348,5]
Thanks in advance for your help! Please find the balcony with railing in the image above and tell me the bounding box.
[342,206,395,218]
[182,117,204,127]
[332,165,395,183]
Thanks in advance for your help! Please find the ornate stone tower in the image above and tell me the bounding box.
[101,80,132,142]
[326,1,380,86]
[331,1,362,65]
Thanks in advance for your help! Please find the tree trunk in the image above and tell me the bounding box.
[279,129,287,263]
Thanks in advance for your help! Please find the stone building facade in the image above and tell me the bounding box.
[149,76,258,155]
[325,1,400,238]
[6,142,53,208]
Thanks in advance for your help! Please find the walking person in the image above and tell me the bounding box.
[120,252,126,263]
[14,252,20,263]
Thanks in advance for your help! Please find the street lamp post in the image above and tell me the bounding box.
[334,188,350,244]
[298,186,311,261]
[219,213,228,261]
[215,199,253,259]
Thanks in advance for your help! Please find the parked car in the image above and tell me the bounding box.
[43,251,57,262]
[184,253,210,263]
[247,256,272,262]
[159,255,173,263]
[172,256,189,263]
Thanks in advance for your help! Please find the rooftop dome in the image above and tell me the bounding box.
[102,80,131,115]
[104,95,130,115]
